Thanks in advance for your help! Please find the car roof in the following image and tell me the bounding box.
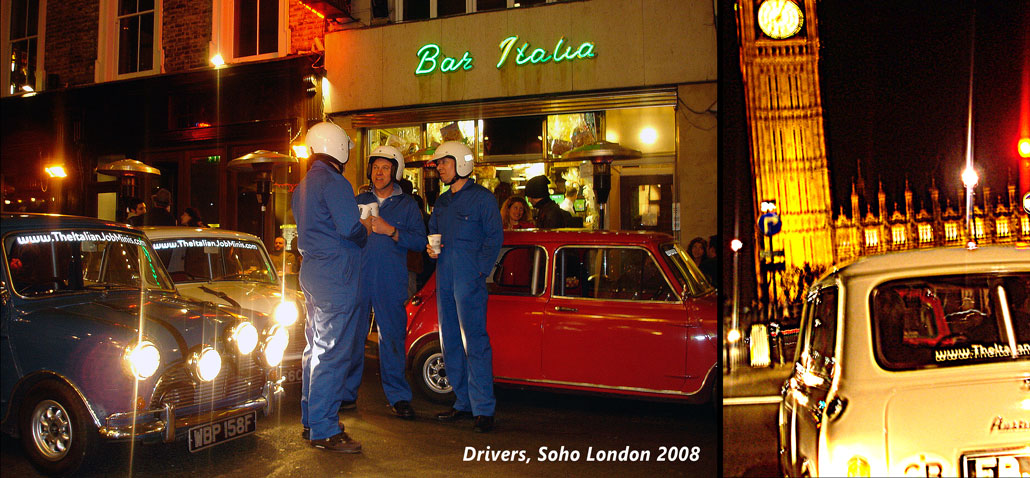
[817,243,1030,286]
[501,229,675,246]
[0,213,138,234]
[140,226,262,243]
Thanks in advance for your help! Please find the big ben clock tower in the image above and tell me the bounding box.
[737,0,835,279]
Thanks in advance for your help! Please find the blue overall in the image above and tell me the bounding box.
[350,183,427,405]
[428,182,503,416]
[293,160,367,441]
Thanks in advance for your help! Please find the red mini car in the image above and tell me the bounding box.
[404,230,718,404]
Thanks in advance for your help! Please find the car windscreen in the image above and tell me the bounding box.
[152,238,276,284]
[871,273,1030,371]
[659,242,713,296]
[4,229,175,297]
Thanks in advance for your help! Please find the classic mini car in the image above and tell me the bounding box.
[777,244,1030,477]
[142,227,306,383]
[1,214,288,476]
[404,230,717,403]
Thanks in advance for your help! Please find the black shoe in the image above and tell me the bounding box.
[391,400,415,420]
[435,408,473,422]
[339,400,357,411]
[310,432,362,453]
[473,415,495,433]
[302,421,345,440]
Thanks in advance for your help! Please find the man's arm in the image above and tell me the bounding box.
[397,197,428,251]
[477,192,504,277]
[324,178,368,248]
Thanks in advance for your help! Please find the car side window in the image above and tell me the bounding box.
[553,247,673,301]
[803,286,838,379]
[487,246,546,296]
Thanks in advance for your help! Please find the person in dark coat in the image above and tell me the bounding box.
[524,175,569,229]
[143,188,177,226]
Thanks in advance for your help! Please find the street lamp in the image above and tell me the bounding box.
[727,238,744,374]
[563,141,642,229]
[962,165,978,244]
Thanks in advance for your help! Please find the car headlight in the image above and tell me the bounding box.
[846,456,870,477]
[232,322,259,355]
[125,340,161,380]
[273,300,299,326]
[262,325,289,367]
[191,346,222,382]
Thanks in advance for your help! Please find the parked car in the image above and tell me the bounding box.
[142,227,306,383]
[1,214,288,476]
[404,230,718,404]
[777,244,1030,477]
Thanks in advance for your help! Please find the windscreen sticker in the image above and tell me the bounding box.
[15,231,145,246]
[152,239,259,250]
[665,249,677,256]
[934,342,1030,362]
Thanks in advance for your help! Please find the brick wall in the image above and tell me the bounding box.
[289,0,328,54]
[163,0,213,72]
[44,0,99,87]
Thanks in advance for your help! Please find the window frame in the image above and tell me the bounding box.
[487,244,547,297]
[397,0,555,22]
[212,0,289,64]
[799,284,839,380]
[551,244,681,303]
[96,0,163,82]
[1,0,46,96]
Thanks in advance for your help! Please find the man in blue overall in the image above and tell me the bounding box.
[351,145,427,419]
[293,121,370,452]
[425,141,503,433]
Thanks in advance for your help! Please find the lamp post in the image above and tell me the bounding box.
[563,141,642,229]
[962,165,978,247]
[95,159,161,220]
[228,150,298,241]
[727,238,744,373]
[408,146,441,210]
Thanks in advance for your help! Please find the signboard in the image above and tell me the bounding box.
[415,35,596,76]
[758,212,782,236]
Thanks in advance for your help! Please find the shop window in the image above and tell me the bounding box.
[603,106,675,155]
[212,0,286,63]
[483,116,544,159]
[5,0,43,95]
[368,125,422,157]
[546,113,599,158]
[427,121,477,149]
[553,247,673,301]
[97,0,161,81]
[190,155,221,226]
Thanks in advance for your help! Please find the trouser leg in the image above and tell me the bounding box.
[454,278,494,416]
[437,285,470,412]
[374,293,413,404]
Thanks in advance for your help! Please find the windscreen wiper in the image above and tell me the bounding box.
[198,285,241,308]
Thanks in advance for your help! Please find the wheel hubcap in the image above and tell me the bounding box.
[31,400,72,461]
[423,352,451,394]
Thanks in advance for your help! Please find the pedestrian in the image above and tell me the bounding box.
[500,196,534,229]
[292,121,371,453]
[700,235,719,286]
[352,145,427,420]
[524,175,569,228]
[687,236,707,266]
[425,141,503,433]
[179,207,208,227]
[269,236,296,276]
[124,197,146,226]
[143,188,177,226]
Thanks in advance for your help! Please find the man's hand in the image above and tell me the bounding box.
[360,217,373,235]
[369,216,397,238]
[426,242,440,259]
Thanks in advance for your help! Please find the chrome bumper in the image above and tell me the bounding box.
[98,379,285,442]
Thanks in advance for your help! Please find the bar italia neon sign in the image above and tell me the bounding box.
[414,35,596,76]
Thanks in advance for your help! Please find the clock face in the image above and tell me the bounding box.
[757,0,804,40]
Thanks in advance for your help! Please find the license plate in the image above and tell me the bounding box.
[282,364,303,383]
[962,450,1030,477]
[188,411,257,453]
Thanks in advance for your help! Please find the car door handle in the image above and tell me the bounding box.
[554,306,578,312]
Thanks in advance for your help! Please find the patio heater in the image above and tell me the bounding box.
[228,150,298,240]
[95,159,161,221]
[563,141,641,229]
[408,145,440,209]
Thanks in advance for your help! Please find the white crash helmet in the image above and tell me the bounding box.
[431,141,475,178]
[306,121,354,166]
[367,145,405,181]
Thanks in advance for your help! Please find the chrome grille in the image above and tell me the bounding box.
[152,357,266,413]
[285,319,306,357]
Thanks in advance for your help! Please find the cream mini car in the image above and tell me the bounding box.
[778,244,1030,477]
[142,227,306,382]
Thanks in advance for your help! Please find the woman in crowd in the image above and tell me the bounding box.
[687,236,707,266]
[180,207,208,227]
[500,196,534,229]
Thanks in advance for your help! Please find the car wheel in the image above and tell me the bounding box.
[411,341,455,404]
[18,380,99,477]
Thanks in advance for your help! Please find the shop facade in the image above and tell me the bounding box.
[320,0,717,243]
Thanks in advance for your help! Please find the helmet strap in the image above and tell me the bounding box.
[314,154,343,174]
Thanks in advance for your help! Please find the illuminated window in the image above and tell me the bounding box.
[212,0,286,63]
[945,222,959,241]
[996,219,1010,238]
[97,0,161,80]
[918,224,932,243]
[891,225,906,245]
[4,0,44,95]
[864,229,879,247]
[973,218,984,239]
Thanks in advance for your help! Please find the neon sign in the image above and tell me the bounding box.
[414,36,595,76]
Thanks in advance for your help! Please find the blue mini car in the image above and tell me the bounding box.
[0,214,287,476]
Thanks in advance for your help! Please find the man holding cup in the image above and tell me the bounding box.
[426,141,503,433]
[351,146,427,419]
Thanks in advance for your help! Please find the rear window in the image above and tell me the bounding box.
[871,273,1030,371]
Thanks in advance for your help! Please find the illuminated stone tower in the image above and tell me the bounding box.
[736,0,835,278]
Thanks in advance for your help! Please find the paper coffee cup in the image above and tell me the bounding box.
[428,234,442,254]
[359,204,371,220]
[367,202,379,217]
